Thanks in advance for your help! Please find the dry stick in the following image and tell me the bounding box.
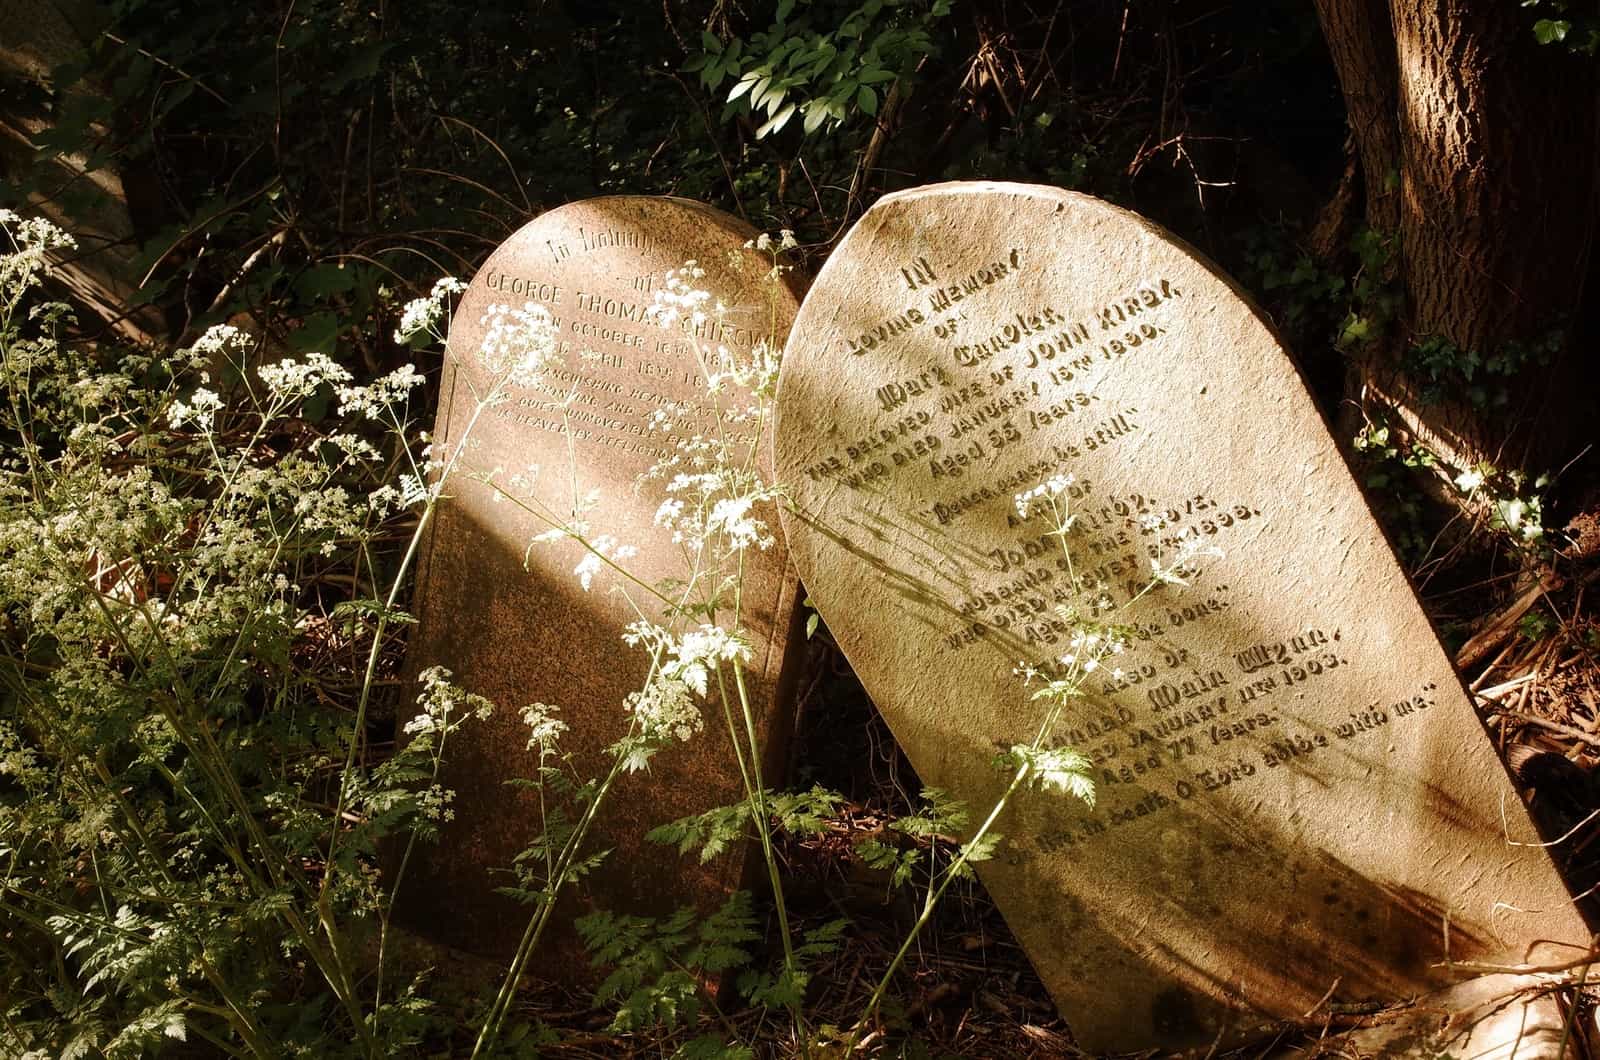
[437,116,535,213]
[401,166,529,218]
[1435,942,1600,977]
[1477,673,1535,700]
[1491,709,1600,753]
[1471,640,1522,691]
[668,71,749,223]
[205,229,287,316]
[845,79,905,216]
[1455,580,1552,671]
[1556,956,1588,1060]
[137,180,283,289]
[100,31,230,104]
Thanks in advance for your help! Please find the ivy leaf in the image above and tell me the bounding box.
[328,41,392,93]
[1534,18,1571,44]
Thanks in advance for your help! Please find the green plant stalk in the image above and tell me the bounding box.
[471,751,632,1058]
[845,763,1031,1054]
[322,396,492,887]
[372,694,455,1017]
[843,490,1126,1052]
[74,578,376,1054]
[729,660,804,1030]
[0,669,277,1054]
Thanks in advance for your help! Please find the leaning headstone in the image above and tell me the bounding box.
[403,197,803,959]
[772,182,1589,1054]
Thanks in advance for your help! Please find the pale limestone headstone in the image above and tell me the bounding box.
[772,182,1590,1054]
[403,197,803,960]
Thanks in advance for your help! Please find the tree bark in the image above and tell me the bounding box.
[1313,0,1401,233]
[1316,0,1598,478]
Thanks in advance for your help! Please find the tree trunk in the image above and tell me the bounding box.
[1315,0,1598,480]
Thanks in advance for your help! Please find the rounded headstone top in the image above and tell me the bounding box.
[772,181,1586,1053]
[404,194,804,963]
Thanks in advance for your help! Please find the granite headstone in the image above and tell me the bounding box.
[404,196,803,960]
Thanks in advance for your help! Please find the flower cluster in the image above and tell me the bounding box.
[395,277,467,345]
[744,230,798,253]
[1013,474,1078,522]
[622,621,754,699]
[572,534,638,592]
[649,466,779,557]
[259,351,353,402]
[1058,627,1128,674]
[644,261,711,332]
[1150,527,1225,587]
[0,209,76,300]
[336,363,425,419]
[520,701,568,755]
[624,676,702,751]
[185,324,254,368]
[668,624,754,695]
[478,301,558,389]
[167,386,225,432]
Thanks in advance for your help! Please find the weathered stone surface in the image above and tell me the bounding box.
[772,182,1590,1054]
[403,197,803,960]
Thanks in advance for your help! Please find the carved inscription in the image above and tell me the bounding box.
[774,183,1587,1054]
[479,265,763,462]
[405,195,804,970]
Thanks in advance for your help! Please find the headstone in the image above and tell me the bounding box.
[772,182,1590,1054]
[403,197,803,960]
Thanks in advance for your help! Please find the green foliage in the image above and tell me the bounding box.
[1354,418,1556,573]
[0,213,483,1056]
[1237,223,1346,345]
[996,745,1096,803]
[1350,421,1434,563]
[736,917,849,1011]
[647,785,844,863]
[1518,610,1560,642]
[1523,0,1600,53]
[1402,330,1563,410]
[576,893,761,1032]
[855,786,972,889]
[690,0,949,138]
[1335,227,1401,352]
[674,1035,756,1059]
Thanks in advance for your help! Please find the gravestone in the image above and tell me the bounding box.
[772,182,1590,1054]
[404,197,803,959]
